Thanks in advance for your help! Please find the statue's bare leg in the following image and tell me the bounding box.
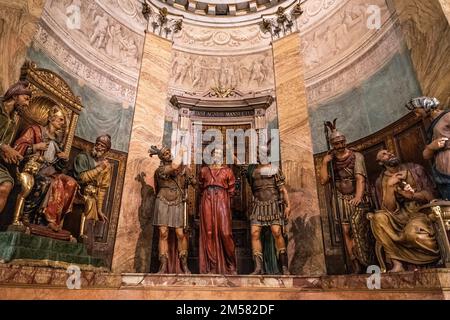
[270,224,286,251]
[0,182,13,213]
[271,224,290,275]
[389,259,405,273]
[175,227,191,274]
[250,225,263,275]
[157,226,169,274]
[251,225,262,253]
[342,223,361,273]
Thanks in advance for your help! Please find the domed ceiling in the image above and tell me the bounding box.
[31,0,398,107]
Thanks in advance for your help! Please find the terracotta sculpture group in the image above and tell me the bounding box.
[320,96,449,273]
[150,144,291,276]
[0,80,112,243]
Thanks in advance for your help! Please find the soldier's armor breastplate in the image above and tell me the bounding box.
[157,166,183,202]
[252,168,279,201]
[333,154,356,195]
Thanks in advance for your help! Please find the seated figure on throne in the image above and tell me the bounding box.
[368,149,440,272]
[13,106,78,232]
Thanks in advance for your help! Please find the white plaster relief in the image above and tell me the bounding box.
[33,23,137,105]
[305,19,404,106]
[44,0,144,80]
[169,50,275,93]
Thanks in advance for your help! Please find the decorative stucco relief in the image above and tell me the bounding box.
[96,0,147,34]
[300,0,390,77]
[173,24,272,54]
[46,0,144,75]
[297,0,340,32]
[30,0,148,104]
[169,50,275,93]
[33,23,137,105]
[306,19,404,106]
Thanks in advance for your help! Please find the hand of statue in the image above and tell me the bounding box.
[57,152,68,161]
[284,206,291,219]
[428,137,449,151]
[323,154,333,164]
[396,186,415,200]
[349,196,362,207]
[99,211,109,223]
[0,144,23,164]
[387,171,407,187]
[33,142,49,152]
[100,159,111,170]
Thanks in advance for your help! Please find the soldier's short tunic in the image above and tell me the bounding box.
[153,164,186,228]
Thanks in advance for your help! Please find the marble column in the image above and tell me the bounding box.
[392,0,450,106]
[0,0,45,93]
[272,32,326,276]
[112,34,173,273]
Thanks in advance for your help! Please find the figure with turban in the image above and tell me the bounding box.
[73,134,113,223]
[0,81,31,213]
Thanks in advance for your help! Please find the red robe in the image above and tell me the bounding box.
[14,125,78,228]
[199,165,237,274]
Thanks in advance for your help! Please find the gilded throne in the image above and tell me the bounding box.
[8,61,83,241]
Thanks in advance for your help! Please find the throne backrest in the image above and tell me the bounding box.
[17,61,83,155]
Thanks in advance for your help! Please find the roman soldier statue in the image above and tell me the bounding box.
[320,119,374,273]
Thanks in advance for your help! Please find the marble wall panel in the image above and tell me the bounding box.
[0,0,45,94]
[392,0,450,107]
[273,32,326,276]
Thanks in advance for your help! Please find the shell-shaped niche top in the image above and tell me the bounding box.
[19,61,83,115]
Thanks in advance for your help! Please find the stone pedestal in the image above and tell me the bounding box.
[0,265,449,299]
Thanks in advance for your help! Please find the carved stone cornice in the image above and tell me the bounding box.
[153,0,292,18]
[170,90,274,112]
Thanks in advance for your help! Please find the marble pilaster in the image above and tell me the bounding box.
[111,34,173,273]
[272,32,326,276]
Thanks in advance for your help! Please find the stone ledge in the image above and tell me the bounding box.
[1,264,449,295]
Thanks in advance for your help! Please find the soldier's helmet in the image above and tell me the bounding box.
[325,119,346,143]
